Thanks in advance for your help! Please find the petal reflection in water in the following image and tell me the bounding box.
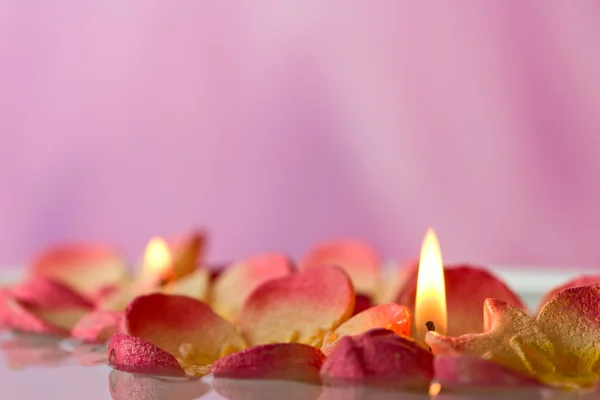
[108,368,209,400]
[0,332,70,369]
[73,343,108,367]
[213,377,322,400]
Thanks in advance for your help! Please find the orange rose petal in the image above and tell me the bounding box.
[108,369,209,400]
[301,239,380,296]
[167,231,206,281]
[321,303,412,356]
[321,329,434,390]
[396,265,526,336]
[212,343,325,383]
[108,333,185,376]
[211,253,293,322]
[29,243,128,297]
[239,266,355,347]
[435,355,540,388]
[162,268,210,302]
[537,275,600,313]
[71,311,123,343]
[125,293,246,365]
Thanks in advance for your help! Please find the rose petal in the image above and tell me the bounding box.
[321,304,412,356]
[213,343,325,383]
[426,299,555,380]
[435,355,540,388]
[108,333,185,376]
[125,293,246,365]
[9,277,94,309]
[211,253,293,322]
[29,243,128,297]
[162,268,210,302]
[213,378,322,400]
[535,284,600,388]
[0,291,69,335]
[537,275,600,313]
[71,311,123,343]
[167,231,206,281]
[352,294,373,316]
[239,265,355,347]
[108,369,209,400]
[301,239,380,296]
[321,328,434,390]
[396,265,526,336]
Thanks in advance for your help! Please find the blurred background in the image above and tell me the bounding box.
[1,2,599,268]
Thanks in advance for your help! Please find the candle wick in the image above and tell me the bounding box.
[425,321,435,353]
[425,321,436,332]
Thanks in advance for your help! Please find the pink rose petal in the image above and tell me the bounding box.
[10,277,94,309]
[321,328,434,390]
[352,294,373,316]
[125,293,246,365]
[212,343,325,383]
[0,291,68,335]
[396,265,526,336]
[301,239,380,296]
[72,310,123,343]
[29,243,128,297]
[108,333,184,376]
[537,275,600,313]
[239,266,355,347]
[211,253,293,322]
[108,369,209,400]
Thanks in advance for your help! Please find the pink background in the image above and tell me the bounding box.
[1,2,600,267]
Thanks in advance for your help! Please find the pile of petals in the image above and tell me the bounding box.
[2,233,600,393]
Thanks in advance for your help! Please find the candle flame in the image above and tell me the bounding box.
[143,237,172,280]
[415,228,447,342]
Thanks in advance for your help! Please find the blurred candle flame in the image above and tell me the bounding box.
[415,228,447,342]
[142,237,172,281]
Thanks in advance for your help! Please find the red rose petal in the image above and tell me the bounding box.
[395,265,526,336]
[435,355,540,388]
[301,239,380,296]
[212,343,326,383]
[71,310,123,343]
[125,293,246,365]
[321,303,412,356]
[211,253,293,322]
[239,265,355,347]
[108,369,209,400]
[29,243,128,297]
[537,275,600,313]
[352,294,373,316]
[320,328,434,390]
[108,333,184,376]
